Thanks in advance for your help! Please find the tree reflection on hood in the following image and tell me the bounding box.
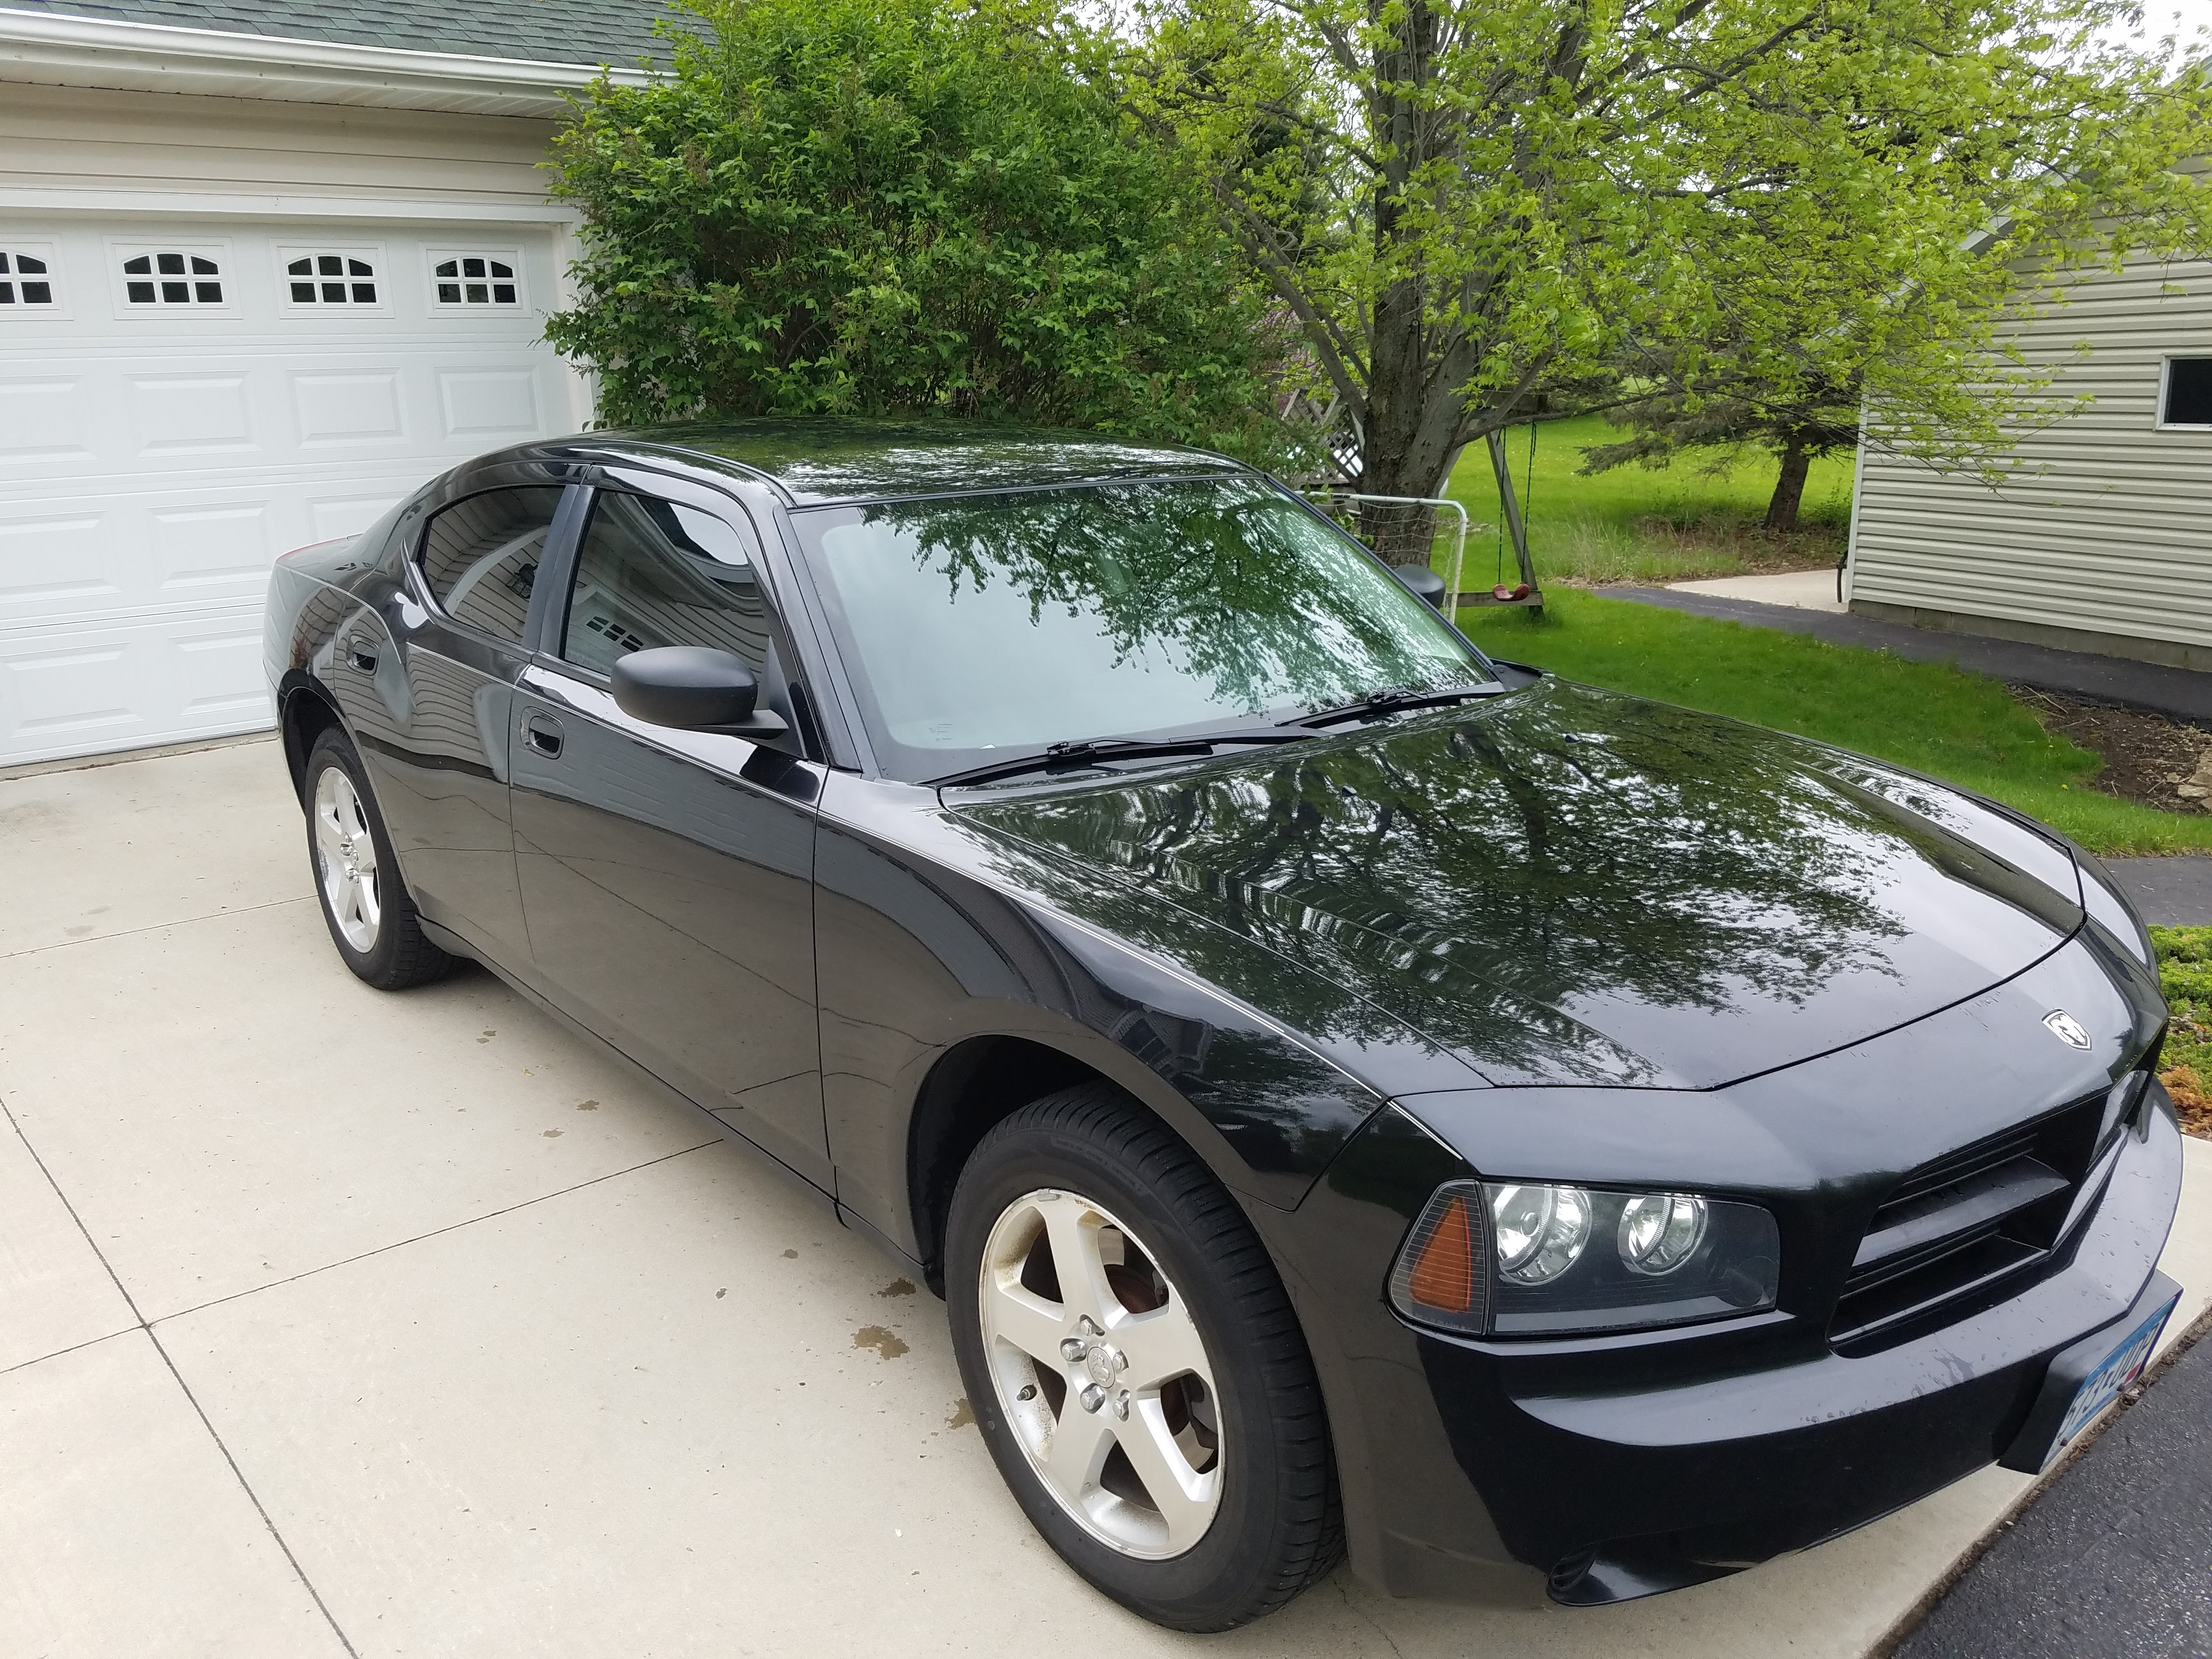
[953,679,2078,1088]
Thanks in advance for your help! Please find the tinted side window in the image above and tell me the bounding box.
[419,487,565,643]
[561,491,768,676]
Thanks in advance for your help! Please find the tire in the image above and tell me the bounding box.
[946,1085,1342,1630]
[302,726,456,990]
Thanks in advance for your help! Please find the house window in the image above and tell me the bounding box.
[122,252,222,306]
[0,251,55,306]
[2162,357,2212,428]
[432,256,519,307]
[287,254,377,305]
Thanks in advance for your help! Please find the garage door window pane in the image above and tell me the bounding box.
[2164,359,2212,427]
[0,251,55,306]
[432,255,520,307]
[420,488,566,644]
[561,492,768,676]
[122,251,222,306]
[286,253,377,306]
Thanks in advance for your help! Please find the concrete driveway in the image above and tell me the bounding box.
[4,737,2210,1659]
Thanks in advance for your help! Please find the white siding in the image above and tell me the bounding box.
[1848,256,2212,659]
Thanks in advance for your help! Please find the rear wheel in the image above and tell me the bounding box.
[946,1085,1341,1630]
[303,727,455,990]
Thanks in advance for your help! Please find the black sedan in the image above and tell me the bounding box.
[262,422,2184,1630]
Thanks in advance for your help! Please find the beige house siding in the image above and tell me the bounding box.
[0,80,560,212]
[1846,257,2212,669]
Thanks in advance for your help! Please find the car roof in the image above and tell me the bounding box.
[574,419,1254,506]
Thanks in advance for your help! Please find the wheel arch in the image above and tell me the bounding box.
[907,1034,1241,1296]
[907,1034,1102,1293]
[277,672,346,803]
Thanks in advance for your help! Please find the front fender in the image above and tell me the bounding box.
[811,772,1470,1262]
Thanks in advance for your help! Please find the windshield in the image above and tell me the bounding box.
[792,477,1496,781]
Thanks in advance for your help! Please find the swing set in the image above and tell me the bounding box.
[1308,424,1543,616]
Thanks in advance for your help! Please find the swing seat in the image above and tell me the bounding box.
[1454,583,1543,611]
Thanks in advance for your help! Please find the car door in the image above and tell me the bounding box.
[336,481,575,963]
[508,481,831,1188]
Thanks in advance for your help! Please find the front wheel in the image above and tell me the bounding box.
[945,1086,1341,1630]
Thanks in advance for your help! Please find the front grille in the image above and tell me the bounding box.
[1829,1087,2124,1353]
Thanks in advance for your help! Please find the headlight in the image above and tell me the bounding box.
[1491,1182,1590,1284]
[1618,1192,1707,1274]
[1388,1181,1780,1338]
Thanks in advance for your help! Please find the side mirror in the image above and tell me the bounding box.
[1393,564,1447,611]
[611,646,788,737]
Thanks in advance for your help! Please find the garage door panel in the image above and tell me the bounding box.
[0,221,571,763]
[0,376,94,466]
[151,501,271,598]
[437,366,543,443]
[0,349,563,482]
[0,511,125,616]
[307,493,406,543]
[292,369,407,448]
[1,637,138,744]
[0,472,432,625]
[0,608,270,764]
[170,622,266,721]
[130,370,259,458]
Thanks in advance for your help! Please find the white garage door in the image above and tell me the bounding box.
[0,217,579,766]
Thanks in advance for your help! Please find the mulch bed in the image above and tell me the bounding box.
[2160,1069,2212,1137]
[2010,685,2212,816]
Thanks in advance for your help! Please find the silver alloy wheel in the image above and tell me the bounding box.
[978,1188,1224,1559]
[312,764,382,953]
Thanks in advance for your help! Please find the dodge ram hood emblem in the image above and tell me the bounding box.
[2043,1010,2092,1049]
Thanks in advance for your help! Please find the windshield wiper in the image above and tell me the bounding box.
[928,729,1313,789]
[1283,683,1504,729]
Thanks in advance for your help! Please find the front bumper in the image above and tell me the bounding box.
[1260,1085,2185,1605]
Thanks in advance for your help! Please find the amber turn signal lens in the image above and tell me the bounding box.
[1406,1194,1477,1312]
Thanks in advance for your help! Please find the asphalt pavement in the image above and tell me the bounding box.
[2104,858,2212,928]
[1892,1324,2212,1658]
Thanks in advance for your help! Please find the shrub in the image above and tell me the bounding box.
[545,0,1286,459]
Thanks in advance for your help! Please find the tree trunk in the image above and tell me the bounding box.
[1354,498,1439,565]
[1353,285,1471,565]
[1764,438,1812,534]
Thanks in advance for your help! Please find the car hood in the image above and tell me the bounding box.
[950,677,2085,1090]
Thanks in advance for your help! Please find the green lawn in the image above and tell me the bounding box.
[1437,414,1857,586]
[1459,587,2212,856]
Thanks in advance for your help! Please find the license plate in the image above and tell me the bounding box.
[2048,1296,2176,1456]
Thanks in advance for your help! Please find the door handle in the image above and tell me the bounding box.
[344,640,378,674]
[523,713,565,758]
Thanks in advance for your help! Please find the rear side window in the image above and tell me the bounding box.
[561,490,768,676]
[418,487,565,643]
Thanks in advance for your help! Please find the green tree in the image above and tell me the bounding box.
[545,0,1285,459]
[1579,365,1861,535]
[1124,0,2212,510]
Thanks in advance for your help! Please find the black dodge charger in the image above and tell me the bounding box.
[262,422,2184,1630]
